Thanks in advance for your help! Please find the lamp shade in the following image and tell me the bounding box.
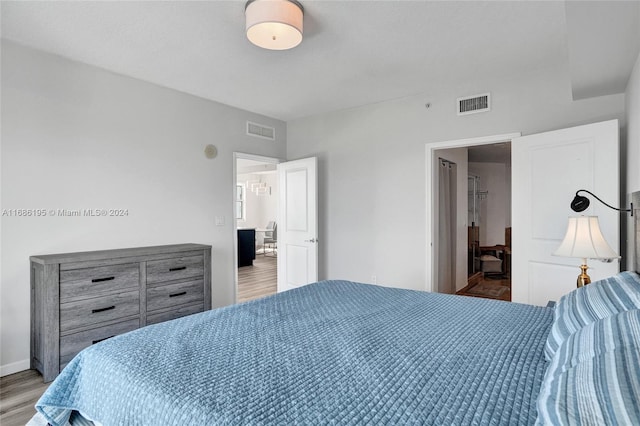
[245,0,303,50]
[553,216,619,260]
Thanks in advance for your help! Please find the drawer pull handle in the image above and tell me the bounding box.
[92,305,116,314]
[92,276,115,283]
[169,291,187,298]
[92,335,115,344]
[169,266,187,272]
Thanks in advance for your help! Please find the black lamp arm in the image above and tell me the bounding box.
[574,189,634,216]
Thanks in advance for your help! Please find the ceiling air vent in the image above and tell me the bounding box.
[457,93,491,116]
[246,121,275,140]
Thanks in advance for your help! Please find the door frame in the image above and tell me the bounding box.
[425,132,521,293]
[233,152,282,303]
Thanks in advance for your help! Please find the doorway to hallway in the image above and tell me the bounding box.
[234,154,280,303]
[435,142,512,301]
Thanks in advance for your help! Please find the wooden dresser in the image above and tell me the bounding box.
[30,243,212,382]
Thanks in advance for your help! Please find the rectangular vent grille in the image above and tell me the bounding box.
[457,93,490,115]
[246,121,275,140]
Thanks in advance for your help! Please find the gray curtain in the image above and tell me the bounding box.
[438,159,456,294]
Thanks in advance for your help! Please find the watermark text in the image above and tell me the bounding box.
[2,208,129,217]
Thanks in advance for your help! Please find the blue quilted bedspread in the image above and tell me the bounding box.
[37,280,552,425]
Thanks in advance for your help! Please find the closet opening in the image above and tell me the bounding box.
[432,141,512,301]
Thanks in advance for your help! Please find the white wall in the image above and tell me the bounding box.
[0,41,286,375]
[468,162,509,247]
[287,64,626,291]
[257,172,278,230]
[626,51,640,195]
[434,148,468,291]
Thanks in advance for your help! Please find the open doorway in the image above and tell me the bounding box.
[234,154,280,303]
[459,143,512,301]
[427,133,518,301]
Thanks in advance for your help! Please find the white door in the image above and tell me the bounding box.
[277,157,318,292]
[512,119,620,306]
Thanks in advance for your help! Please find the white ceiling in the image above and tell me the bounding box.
[1,1,638,121]
[468,143,511,164]
[237,158,277,174]
[565,1,640,100]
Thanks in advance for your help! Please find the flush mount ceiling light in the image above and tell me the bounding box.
[245,0,304,50]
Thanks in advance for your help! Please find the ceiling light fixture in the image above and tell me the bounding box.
[245,0,304,50]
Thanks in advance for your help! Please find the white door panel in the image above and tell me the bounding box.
[285,168,309,231]
[278,157,318,291]
[512,120,620,306]
[286,244,310,287]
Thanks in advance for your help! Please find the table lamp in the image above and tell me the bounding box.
[553,216,619,287]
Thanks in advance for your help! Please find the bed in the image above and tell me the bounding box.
[34,193,640,425]
[36,281,553,425]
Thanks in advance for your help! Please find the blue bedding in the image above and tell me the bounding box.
[37,280,553,425]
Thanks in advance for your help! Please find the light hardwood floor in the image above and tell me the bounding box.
[1,256,277,425]
[237,255,277,303]
[1,369,49,426]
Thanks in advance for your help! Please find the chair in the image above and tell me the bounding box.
[263,222,277,257]
[479,245,505,276]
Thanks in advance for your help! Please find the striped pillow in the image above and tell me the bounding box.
[544,271,640,361]
[536,309,640,425]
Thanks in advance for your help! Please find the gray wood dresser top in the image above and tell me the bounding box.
[30,243,208,264]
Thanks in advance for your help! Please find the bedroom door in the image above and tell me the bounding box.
[512,119,620,306]
[277,157,318,292]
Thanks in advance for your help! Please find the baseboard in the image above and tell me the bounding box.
[1,359,30,377]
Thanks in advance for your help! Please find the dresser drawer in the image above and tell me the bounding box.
[60,318,140,369]
[60,290,140,333]
[146,302,204,325]
[60,263,139,300]
[147,280,204,312]
[146,255,203,284]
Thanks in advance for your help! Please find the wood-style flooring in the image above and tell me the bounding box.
[1,369,49,426]
[237,255,277,303]
[457,275,512,301]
